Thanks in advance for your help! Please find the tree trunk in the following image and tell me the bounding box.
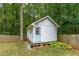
[20,3,23,40]
[3,4,7,33]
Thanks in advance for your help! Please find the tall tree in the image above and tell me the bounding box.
[20,3,23,40]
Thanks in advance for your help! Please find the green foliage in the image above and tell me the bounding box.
[0,3,20,35]
[0,3,79,35]
[22,3,79,34]
[49,41,72,50]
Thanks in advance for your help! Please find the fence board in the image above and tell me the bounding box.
[58,34,79,49]
[0,35,21,42]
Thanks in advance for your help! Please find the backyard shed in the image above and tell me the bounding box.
[27,16,59,43]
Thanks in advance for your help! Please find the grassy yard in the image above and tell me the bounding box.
[0,41,79,56]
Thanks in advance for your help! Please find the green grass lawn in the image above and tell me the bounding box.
[0,41,79,56]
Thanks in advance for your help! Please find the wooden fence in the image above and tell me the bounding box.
[0,34,79,49]
[58,34,79,49]
[0,35,21,42]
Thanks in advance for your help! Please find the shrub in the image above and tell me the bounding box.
[48,41,72,50]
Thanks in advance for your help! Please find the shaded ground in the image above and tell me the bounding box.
[0,41,79,56]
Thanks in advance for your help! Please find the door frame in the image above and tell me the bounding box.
[35,26,41,43]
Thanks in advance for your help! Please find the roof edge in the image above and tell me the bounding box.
[27,15,60,29]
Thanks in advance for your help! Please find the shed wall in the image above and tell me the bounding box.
[33,18,57,43]
[27,27,33,42]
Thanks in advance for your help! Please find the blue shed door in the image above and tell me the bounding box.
[35,27,41,43]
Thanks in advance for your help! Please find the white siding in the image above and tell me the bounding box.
[27,17,58,43]
[37,18,56,26]
[27,27,33,42]
[41,26,57,42]
[33,18,57,43]
[32,26,36,43]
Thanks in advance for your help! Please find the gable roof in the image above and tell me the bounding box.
[27,15,60,29]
